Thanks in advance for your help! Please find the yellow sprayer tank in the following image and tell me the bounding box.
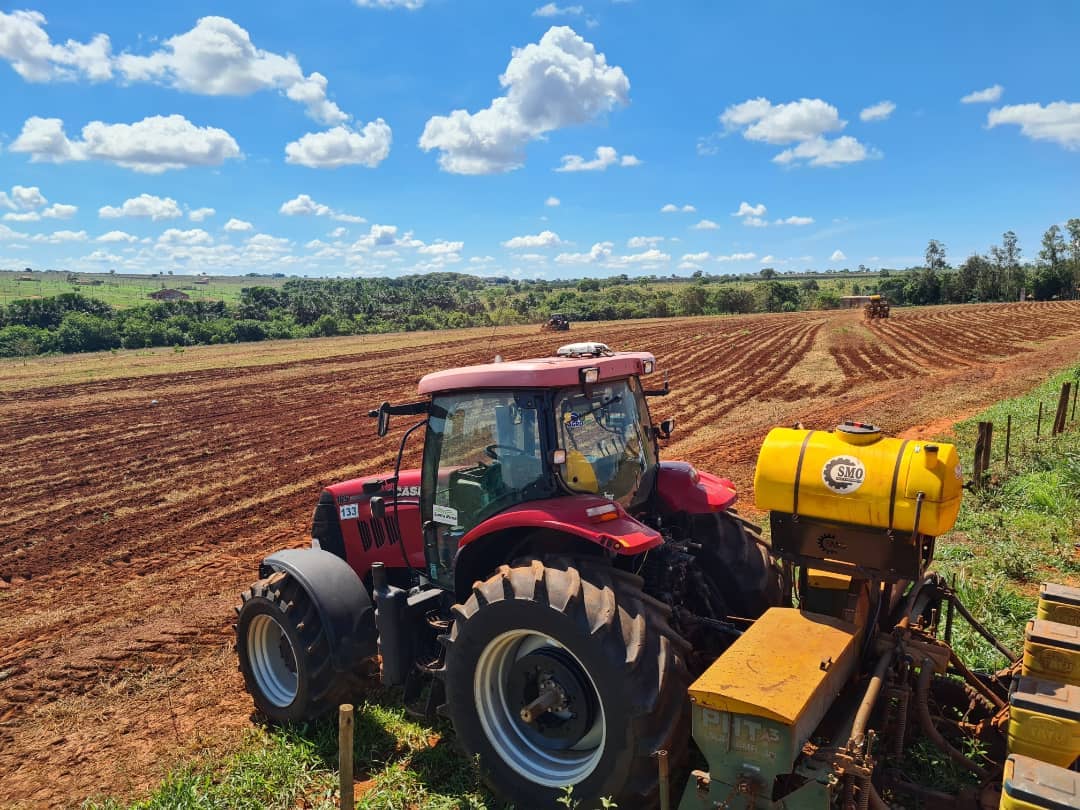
[754,422,963,536]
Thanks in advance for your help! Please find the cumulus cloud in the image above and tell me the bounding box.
[418,239,464,255]
[732,201,766,217]
[502,230,564,249]
[555,242,614,264]
[556,145,641,171]
[681,251,710,262]
[661,203,696,213]
[545,196,561,207]
[42,203,77,219]
[741,216,768,228]
[10,114,241,173]
[116,16,348,125]
[189,207,215,222]
[97,230,137,243]
[691,219,719,230]
[419,26,630,174]
[284,121,392,168]
[224,218,254,232]
[99,194,183,220]
[627,235,663,248]
[716,252,756,262]
[830,249,847,262]
[608,248,669,266]
[961,84,1003,104]
[158,227,212,246]
[353,0,426,8]
[278,194,367,222]
[719,96,877,167]
[773,135,877,167]
[860,100,895,122]
[987,102,1080,150]
[533,3,583,15]
[3,211,40,222]
[0,9,113,82]
[33,229,87,243]
[777,215,814,226]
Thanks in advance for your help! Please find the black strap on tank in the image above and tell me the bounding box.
[792,430,816,517]
[888,439,910,531]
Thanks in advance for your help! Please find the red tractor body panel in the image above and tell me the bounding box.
[418,352,654,394]
[459,494,663,555]
[655,462,738,514]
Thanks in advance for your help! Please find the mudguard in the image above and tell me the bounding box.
[655,461,738,514]
[260,548,377,671]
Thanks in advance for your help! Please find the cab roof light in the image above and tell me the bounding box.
[642,359,654,375]
[580,366,600,385]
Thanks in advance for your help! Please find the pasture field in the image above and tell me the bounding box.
[1,300,1079,807]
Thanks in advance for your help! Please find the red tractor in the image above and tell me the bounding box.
[235,342,778,807]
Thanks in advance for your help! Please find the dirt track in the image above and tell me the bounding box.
[1,301,1079,807]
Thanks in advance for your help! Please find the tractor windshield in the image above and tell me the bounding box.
[555,377,656,507]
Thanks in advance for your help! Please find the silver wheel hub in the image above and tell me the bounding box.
[247,613,299,707]
[474,630,606,787]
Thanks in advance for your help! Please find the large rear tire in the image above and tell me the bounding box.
[441,558,690,809]
[235,571,357,723]
[702,511,782,618]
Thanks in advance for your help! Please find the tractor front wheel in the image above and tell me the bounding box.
[441,558,690,808]
[235,571,355,723]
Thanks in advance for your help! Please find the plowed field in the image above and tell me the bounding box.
[2,301,1078,806]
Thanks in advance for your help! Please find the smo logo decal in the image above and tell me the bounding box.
[822,455,866,494]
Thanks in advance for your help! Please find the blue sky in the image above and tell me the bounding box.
[1,0,1077,278]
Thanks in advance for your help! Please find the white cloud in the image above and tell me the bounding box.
[42,203,77,219]
[761,255,776,264]
[961,84,1003,104]
[158,228,213,246]
[99,194,183,220]
[116,16,347,125]
[353,0,426,8]
[33,229,87,243]
[0,10,113,82]
[189,207,215,222]
[742,216,768,228]
[732,201,766,217]
[682,251,710,262]
[224,218,254,232]
[556,145,640,171]
[777,215,814,226]
[418,239,464,255]
[721,97,844,144]
[860,100,895,122]
[661,203,696,213]
[502,230,564,249]
[284,121,392,168]
[691,219,719,230]
[533,3,584,16]
[97,230,137,243]
[10,114,241,173]
[4,185,48,210]
[555,241,612,264]
[278,194,366,222]
[609,248,670,265]
[716,252,756,262]
[328,226,348,238]
[773,135,876,167]
[545,196,561,207]
[3,212,40,222]
[830,249,847,262]
[627,235,663,248]
[987,102,1080,150]
[419,26,629,174]
[470,255,495,264]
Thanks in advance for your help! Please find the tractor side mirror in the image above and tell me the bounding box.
[369,496,386,520]
[375,402,391,437]
[658,418,676,440]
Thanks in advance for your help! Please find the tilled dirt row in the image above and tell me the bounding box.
[1,301,1078,807]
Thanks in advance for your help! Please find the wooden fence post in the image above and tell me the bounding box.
[1004,414,1012,468]
[1053,382,1071,436]
[1073,378,1078,421]
[340,704,354,810]
[1037,401,1043,440]
[973,421,992,490]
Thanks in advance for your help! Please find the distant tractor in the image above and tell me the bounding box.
[541,313,571,332]
[863,294,890,320]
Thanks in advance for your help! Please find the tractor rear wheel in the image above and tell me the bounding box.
[703,512,782,618]
[441,558,690,809]
[235,571,356,723]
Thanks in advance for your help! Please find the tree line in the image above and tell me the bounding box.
[1,219,1077,358]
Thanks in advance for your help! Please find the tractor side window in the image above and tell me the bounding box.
[423,391,546,535]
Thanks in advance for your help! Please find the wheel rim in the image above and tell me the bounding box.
[474,630,606,788]
[247,613,298,708]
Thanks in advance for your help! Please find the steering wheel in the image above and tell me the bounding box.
[484,444,528,460]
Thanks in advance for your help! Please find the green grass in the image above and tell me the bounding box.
[0,270,289,308]
[932,363,1080,671]
[82,692,494,810]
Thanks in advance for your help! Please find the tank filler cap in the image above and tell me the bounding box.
[835,421,883,444]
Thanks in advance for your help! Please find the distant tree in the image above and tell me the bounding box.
[1067,218,1080,292]
[1041,224,1066,268]
[924,239,947,272]
[759,267,777,279]
[1036,224,1071,298]
[800,279,819,291]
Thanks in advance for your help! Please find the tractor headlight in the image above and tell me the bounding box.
[580,367,600,385]
[642,359,654,375]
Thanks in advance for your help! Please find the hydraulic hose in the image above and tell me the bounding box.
[947,593,1019,661]
[915,657,989,781]
[850,648,895,748]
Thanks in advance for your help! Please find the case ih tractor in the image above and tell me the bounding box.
[541,313,571,332]
[236,343,1080,809]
